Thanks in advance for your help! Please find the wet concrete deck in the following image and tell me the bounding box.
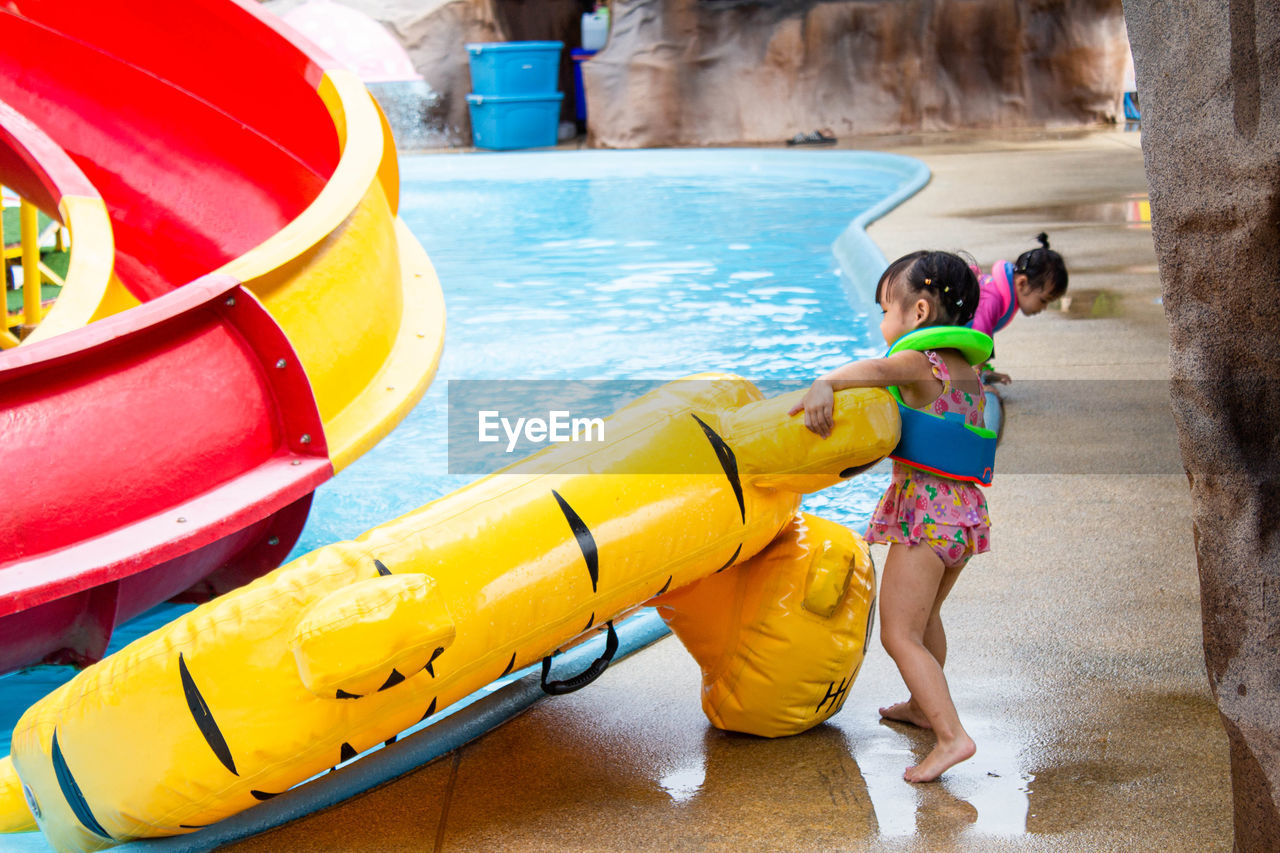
[228,129,1233,852]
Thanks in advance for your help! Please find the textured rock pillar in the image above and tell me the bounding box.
[1124,1,1279,849]
[584,0,1131,147]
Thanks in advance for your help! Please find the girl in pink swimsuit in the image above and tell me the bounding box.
[970,232,1069,385]
[792,249,988,783]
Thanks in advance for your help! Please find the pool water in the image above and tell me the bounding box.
[0,149,917,778]
[298,149,908,550]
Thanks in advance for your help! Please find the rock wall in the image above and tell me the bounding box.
[583,0,1131,147]
[1124,1,1280,850]
[268,0,1128,147]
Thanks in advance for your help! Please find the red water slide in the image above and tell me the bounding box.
[0,0,444,674]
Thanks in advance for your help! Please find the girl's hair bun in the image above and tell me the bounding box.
[1036,232,1051,250]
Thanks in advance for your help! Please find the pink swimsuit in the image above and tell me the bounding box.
[866,351,992,568]
[969,261,1019,337]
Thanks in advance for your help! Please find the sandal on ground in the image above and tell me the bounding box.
[786,129,837,146]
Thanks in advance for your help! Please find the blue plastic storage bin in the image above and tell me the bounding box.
[466,41,563,96]
[466,92,564,150]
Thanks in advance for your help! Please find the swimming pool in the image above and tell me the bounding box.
[299,148,922,551]
[0,149,926,829]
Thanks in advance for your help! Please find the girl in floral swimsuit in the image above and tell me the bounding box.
[865,350,990,566]
[791,249,988,783]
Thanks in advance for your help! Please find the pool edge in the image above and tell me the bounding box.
[830,154,932,305]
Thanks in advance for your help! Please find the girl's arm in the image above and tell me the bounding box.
[788,351,932,437]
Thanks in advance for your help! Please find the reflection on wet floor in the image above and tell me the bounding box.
[972,193,1151,229]
[614,646,1039,845]
[658,762,705,803]
[847,721,923,836]
[841,713,1033,840]
[1058,288,1120,318]
[960,193,1157,323]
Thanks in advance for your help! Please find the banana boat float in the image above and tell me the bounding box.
[3,375,897,852]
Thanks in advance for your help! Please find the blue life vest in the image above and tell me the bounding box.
[991,261,1019,333]
[885,326,997,486]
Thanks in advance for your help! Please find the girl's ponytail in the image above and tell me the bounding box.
[1015,233,1068,298]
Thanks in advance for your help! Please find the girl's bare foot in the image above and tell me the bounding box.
[904,734,976,783]
[879,700,932,729]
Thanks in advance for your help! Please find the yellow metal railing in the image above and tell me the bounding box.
[1,191,69,348]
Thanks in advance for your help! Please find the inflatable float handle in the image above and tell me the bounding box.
[540,621,619,695]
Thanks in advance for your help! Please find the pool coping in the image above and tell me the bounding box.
[828,153,932,305]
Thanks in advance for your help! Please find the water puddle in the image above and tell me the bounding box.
[658,762,707,803]
[1058,288,1120,319]
[844,714,1034,840]
[971,193,1151,229]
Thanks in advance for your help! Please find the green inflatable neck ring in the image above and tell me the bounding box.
[887,325,993,367]
[883,325,997,486]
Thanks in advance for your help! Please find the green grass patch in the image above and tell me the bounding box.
[1,206,55,246]
[42,250,70,279]
[6,281,62,313]
[2,204,70,319]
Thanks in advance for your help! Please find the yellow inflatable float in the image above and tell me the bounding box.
[3,376,897,852]
[656,511,876,738]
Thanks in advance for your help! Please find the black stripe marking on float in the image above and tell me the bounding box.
[336,689,363,699]
[385,735,398,747]
[839,461,879,479]
[179,825,208,829]
[424,646,445,678]
[250,790,279,801]
[51,730,113,840]
[501,652,517,676]
[374,558,392,576]
[340,743,358,763]
[421,697,438,721]
[690,414,745,523]
[178,653,238,776]
[378,668,406,691]
[656,576,672,595]
[584,612,595,631]
[864,594,877,657]
[551,489,599,593]
[715,544,743,574]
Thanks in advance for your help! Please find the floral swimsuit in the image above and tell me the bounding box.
[866,350,991,568]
